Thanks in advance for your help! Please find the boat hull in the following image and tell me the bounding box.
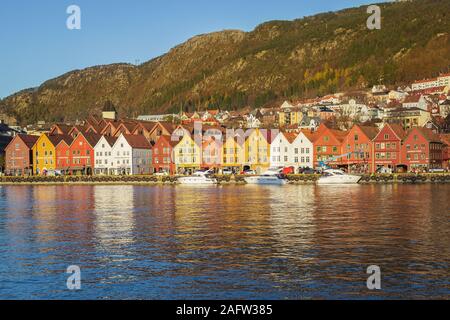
[177,177,217,185]
[244,176,288,185]
[317,175,361,185]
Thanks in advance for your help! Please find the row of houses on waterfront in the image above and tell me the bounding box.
[4,115,450,176]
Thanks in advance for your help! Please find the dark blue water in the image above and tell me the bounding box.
[0,184,448,299]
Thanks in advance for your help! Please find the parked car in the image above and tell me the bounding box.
[300,167,316,175]
[154,171,169,176]
[241,170,257,175]
[376,166,393,174]
[282,167,295,175]
[222,169,233,175]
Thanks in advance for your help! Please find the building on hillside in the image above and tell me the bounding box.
[402,95,428,111]
[94,136,117,175]
[402,128,444,171]
[372,123,406,172]
[102,101,118,120]
[383,107,431,130]
[278,107,303,127]
[4,134,39,176]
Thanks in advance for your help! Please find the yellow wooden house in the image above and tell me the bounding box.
[32,134,57,175]
[222,130,245,172]
[173,133,202,174]
[244,128,272,173]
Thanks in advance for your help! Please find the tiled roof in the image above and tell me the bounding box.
[82,133,103,147]
[282,132,298,144]
[388,123,407,139]
[18,134,39,148]
[48,134,73,146]
[122,134,152,149]
[403,95,421,103]
[104,136,118,147]
[358,125,379,140]
[409,127,442,143]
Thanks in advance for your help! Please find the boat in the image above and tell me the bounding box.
[317,169,361,185]
[177,169,217,185]
[244,167,288,185]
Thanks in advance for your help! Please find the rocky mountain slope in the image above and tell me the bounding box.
[2,0,450,124]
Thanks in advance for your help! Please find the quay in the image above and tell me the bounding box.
[0,173,449,185]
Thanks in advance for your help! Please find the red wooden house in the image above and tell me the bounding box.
[372,123,406,172]
[152,135,177,174]
[55,135,73,174]
[69,133,102,175]
[312,124,346,168]
[402,127,444,171]
[202,136,223,170]
[4,134,39,176]
[341,125,378,173]
[440,134,450,170]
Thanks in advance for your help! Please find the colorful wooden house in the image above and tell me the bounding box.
[93,135,117,175]
[4,134,39,176]
[402,127,444,171]
[69,133,102,175]
[32,134,71,175]
[372,123,406,172]
[312,124,346,168]
[55,136,73,174]
[222,130,245,173]
[173,133,202,174]
[440,134,450,170]
[152,135,177,175]
[341,125,378,173]
[244,128,272,173]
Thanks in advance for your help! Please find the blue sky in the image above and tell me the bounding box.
[0,0,376,98]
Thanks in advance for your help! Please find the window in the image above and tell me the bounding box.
[354,134,359,141]
[384,134,389,140]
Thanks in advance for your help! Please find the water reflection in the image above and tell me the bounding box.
[0,184,448,299]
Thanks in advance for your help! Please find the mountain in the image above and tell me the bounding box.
[2,0,450,124]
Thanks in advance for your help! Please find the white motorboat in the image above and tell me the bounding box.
[244,167,288,185]
[317,169,361,185]
[177,169,217,185]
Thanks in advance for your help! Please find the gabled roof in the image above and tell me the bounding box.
[403,95,422,103]
[48,134,73,147]
[358,125,379,140]
[439,134,450,145]
[157,135,180,148]
[282,132,298,144]
[122,134,152,149]
[80,132,103,148]
[18,134,39,148]
[50,124,72,135]
[406,127,442,143]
